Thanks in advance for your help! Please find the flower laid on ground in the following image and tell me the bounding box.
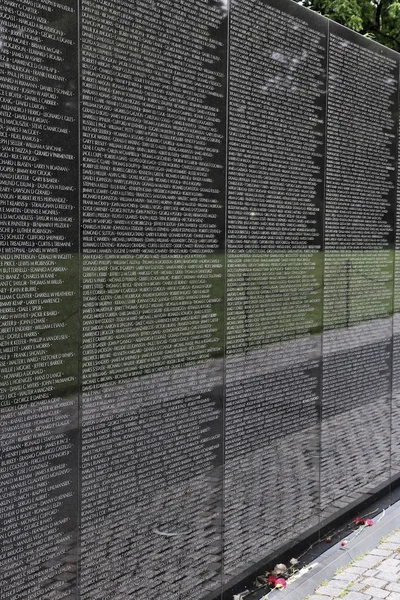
[287,558,300,576]
[253,560,299,595]
[326,536,332,543]
[353,516,374,527]
[354,517,364,524]
[272,563,288,575]
[274,578,287,589]
[341,540,348,546]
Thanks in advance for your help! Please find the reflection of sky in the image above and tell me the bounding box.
[260,48,309,93]
[220,0,229,14]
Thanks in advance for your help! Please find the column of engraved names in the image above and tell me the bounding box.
[322,31,396,517]
[81,0,225,598]
[0,1,78,598]
[225,0,325,578]
[393,113,400,478]
[324,33,396,328]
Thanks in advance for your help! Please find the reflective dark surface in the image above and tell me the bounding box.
[0,1,79,598]
[80,1,226,598]
[225,0,325,584]
[1,0,400,599]
[322,23,397,522]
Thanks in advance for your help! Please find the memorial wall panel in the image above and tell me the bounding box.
[392,85,400,484]
[2,0,400,599]
[225,0,326,584]
[322,24,397,520]
[80,1,226,598]
[0,1,79,598]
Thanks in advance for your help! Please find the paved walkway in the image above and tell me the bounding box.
[309,529,400,600]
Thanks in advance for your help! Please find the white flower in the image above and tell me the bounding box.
[290,558,299,566]
[274,563,287,574]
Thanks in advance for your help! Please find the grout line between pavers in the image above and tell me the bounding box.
[264,499,400,600]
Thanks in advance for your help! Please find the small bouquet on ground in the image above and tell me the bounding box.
[254,559,299,593]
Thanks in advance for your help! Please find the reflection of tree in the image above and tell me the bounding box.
[297,0,400,51]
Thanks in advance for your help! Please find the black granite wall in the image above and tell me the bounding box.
[0,0,399,598]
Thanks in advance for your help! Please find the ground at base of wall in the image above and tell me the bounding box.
[309,529,400,600]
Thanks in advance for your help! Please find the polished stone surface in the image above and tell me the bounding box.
[1,0,400,599]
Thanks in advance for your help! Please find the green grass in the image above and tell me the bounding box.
[334,553,369,578]
[380,535,390,544]
[338,582,355,597]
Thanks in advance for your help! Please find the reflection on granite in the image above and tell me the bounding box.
[80,365,223,599]
[2,0,400,598]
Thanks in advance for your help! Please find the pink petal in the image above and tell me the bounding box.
[354,517,364,524]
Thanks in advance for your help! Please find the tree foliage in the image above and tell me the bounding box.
[297,0,400,51]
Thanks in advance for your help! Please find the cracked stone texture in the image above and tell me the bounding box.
[312,529,400,600]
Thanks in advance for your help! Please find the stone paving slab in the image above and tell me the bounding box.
[264,499,400,600]
[310,529,400,600]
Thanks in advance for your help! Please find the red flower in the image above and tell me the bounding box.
[267,575,277,585]
[325,536,332,543]
[341,540,348,546]
[364,518,374,527]
[354,517,364,524]
[275,578,287,589]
